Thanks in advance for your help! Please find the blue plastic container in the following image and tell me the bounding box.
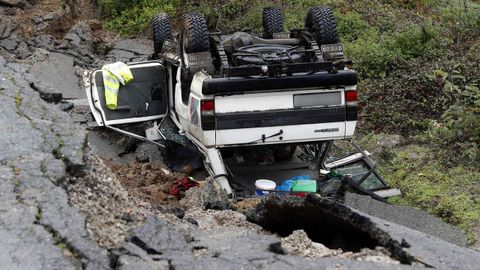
[276,175,312,192]
[276,180,295,192]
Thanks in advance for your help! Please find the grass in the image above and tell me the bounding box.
[380,144,480,244]
[15,92,22,108]
[357,132,480,244]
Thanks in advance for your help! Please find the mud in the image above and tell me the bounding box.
[112,161,178,207]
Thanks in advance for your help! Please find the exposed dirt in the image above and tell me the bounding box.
[10,0,64,37]
[232,198,261,214]
[7,0,117,49]
[111,160,179,207]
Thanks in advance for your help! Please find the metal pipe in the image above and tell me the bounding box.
[106,126,165,148]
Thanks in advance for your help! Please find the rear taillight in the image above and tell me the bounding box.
[201,99,215,130]
[201,99,215,113]
[345,90,358,121]
[345,90,358,106]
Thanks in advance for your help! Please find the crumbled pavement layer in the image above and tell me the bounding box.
[344,192,467,246]
[247,194,480,269]
[0,55,109,269]
[120,215,418,270]
[180,178,231,210]
[106,39,154,62]
[68,150,421,269]
[28,52,84,99]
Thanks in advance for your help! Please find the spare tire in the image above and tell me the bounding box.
[263,7,284,39]
[182,13,210,53]
[152,13,172,54]
[305,7,339,45]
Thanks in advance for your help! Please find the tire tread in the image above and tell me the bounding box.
[305,7,339,45]
[152,13,172,54]
[183,13,210,53]
[263,7,284,39]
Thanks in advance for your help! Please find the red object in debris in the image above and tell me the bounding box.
[169,177,199,198]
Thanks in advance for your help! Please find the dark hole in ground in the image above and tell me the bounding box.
[247,194,415,264]
[248,195,377,252]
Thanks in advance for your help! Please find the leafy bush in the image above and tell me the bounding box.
[98,0,139,17]
[343,31,396,78]
[189,0,266,32]
[439,1,480,31]
[336,11,370,42]
[100,0,180,36]
[386,23,442,58]
[343,23,442,78]
[418,66,480,163]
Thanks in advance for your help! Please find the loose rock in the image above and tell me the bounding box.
[129,216,189,254]
[33,34,55,50]
[0,20,15,39]
[281,230,342,258]
[29,52,84,99]
[0,36,20,51]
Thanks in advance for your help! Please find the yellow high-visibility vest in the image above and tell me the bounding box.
[101,62,134,110]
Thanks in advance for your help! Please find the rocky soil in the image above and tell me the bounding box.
[1,1,480,269]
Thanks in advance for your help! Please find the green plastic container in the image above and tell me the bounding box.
[292,180,317,193]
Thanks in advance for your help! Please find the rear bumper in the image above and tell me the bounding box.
[214,121,357,147]
[202,70,358,95]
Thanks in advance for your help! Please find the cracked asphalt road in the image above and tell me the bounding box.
[0,57,109,269]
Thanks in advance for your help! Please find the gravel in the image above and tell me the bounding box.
[67,150,150,248]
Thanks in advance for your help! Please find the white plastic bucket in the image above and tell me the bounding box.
[255,179,276,196]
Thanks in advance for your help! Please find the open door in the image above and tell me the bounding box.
[324,151,401,199]
[87,61,168,126]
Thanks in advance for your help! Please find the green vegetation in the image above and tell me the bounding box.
[15,92,22,108]
[381,145,480,244]
[100,0,180,36]
[419,65,480,164]
[98,0,480,244]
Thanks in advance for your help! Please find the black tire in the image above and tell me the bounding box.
[305,7,339,45]
[152,13,172,54]
[263,7,284,38]
[182,13,210,53]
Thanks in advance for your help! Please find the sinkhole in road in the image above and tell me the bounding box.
[247,194,414,264]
